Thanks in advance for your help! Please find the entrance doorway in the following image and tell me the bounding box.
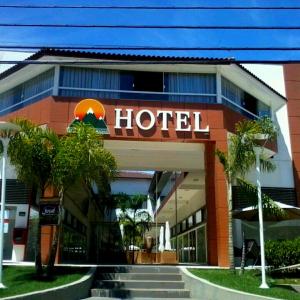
[91,140,207,264]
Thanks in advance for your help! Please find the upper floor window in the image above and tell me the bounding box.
[0,68,54,114]
[221,76,271,119]
[58,66,217,103]
[165,73,216,103]
[120,71,164,92]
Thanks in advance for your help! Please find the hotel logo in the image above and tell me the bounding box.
[69,99,109,134]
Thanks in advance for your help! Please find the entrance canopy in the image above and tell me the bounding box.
[104,140,205,171]
[104,139,206,226]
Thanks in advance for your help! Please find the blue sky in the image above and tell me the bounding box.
[1,0,300,61]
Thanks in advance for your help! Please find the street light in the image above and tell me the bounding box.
[0,122,20,288]
[254,133,269,289]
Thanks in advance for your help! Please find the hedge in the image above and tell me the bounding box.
[265,238,300,269]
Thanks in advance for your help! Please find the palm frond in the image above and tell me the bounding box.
[236,178,285,218]
[260,156,276,173]
[215,149,229,173]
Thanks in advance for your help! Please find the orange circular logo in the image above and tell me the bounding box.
[74,99,105,120]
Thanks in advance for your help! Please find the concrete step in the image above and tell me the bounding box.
[95,279,185,289]
[82,297,195,300]
[96,266,180,274]
[97,273,182,281]
[91,288,190,298]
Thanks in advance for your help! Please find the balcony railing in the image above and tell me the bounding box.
[0,84,262,120]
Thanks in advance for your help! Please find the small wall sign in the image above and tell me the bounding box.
[40,203,59,225]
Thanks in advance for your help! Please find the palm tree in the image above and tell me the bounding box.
[118,194,152,264]
[8,119,59,276]
[9,120,117,277]
[215,117,277,271]
[46,123,117,275]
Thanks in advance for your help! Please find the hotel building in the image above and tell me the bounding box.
[0,49,298,267]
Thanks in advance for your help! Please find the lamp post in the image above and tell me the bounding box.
[254,140,269,289]
[0,122,20,288]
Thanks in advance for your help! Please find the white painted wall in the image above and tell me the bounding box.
[246,104,294,188]
[242,64,286,97]
[238,65,294,188]
[6,204,29,262]
[12,245,25,262]
[14,204,30,228]
[0,159,17,179]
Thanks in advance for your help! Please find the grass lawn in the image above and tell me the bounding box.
[189,269,300,300]
[0,266,88,298]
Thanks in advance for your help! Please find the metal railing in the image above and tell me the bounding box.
[222,95,260,119]
[0,87,53,115]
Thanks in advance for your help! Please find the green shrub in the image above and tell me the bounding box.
[265,238,300,269]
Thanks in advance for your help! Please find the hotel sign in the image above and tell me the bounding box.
[70,99,209,134]
[115,109,209,132]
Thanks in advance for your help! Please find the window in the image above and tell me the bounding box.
[188,215,194,228]
[120,71,163,92]
[195,210,202,224]
[0,68,54,114]
[59,67,120,99]
[221,76,271,119]
[119,71,164,100]
[182,220,186,231]
[166,73,216,103]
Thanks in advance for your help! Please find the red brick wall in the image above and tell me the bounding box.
[284,65,300,206]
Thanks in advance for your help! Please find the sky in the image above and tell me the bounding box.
[1,0,300,61]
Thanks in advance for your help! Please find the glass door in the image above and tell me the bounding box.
[196,225,207,263]
[189,230,196,262]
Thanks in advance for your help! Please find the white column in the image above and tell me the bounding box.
[216,67,222,104]
[0,138,8,288]
[256,149,269,289]
[52,65,60,96]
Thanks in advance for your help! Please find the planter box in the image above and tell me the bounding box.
[157,251,178,264]
[126,251,177,264]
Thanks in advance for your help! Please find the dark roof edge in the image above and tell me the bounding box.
[237,64,286,101]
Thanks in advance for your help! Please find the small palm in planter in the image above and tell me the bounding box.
[118,194,152,264]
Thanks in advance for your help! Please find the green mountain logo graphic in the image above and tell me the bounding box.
[69,113,109,134]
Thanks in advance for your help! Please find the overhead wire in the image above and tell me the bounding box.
[0,5,299,10]
[1,46,300,51]
[1,24,300,29]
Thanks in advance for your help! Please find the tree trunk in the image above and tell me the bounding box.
[132,212,136,265]
[227,181,235,271]
[46,189,63,277]
[35,188,43,276]
[239,231,246,275]
[131,229,135,265]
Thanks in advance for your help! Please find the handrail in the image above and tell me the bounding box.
[0,87,53,114]
[0,86,261,121]
[221,95,260,119]
[59,86,217,97]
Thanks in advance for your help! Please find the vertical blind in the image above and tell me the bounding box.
[222,76,270,118]
[0,68,54,113]
[59,67,120,99]
[167,73,217,103]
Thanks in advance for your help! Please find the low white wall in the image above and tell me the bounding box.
[180,267,278,300]
[2,267,96,300]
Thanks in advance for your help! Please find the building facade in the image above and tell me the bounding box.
[0,49,297,267]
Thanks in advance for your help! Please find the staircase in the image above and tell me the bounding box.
[84,265,192,299]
